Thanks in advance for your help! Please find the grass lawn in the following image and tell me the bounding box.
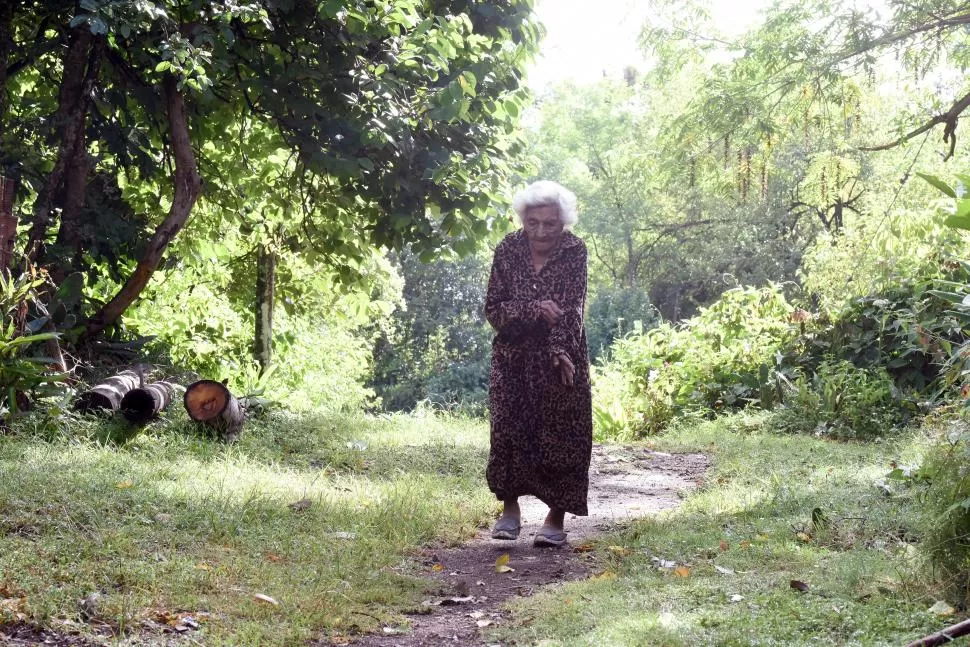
[495,411,954,646]
[0,409,496,646]
[1,406,963,646]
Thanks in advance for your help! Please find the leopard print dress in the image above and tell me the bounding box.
[484,229,593,515]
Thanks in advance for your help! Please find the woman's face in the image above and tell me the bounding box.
[523,204,564,254]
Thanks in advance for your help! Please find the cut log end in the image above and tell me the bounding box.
[184,381,229,421]
[74,370,141,414]
[183,380,244,442]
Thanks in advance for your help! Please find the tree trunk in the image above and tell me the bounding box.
[25,27,101,262]
[85,75,203,337]
[624,232,636,289]
[75,370,140,414]
[51,142,92,282]
[0,0,14,123]
[183,380,245,442]
[255,244,276,373]
[0,173,17,271]
[120,381,175,424]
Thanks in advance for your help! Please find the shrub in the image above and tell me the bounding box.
[778,360,903,439]
[594,285,796,436]
[910,417,970,601]
[0,271,70,421]
[585,286,660,360]
[124,259,393,413]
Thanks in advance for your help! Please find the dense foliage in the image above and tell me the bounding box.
[370,249,492,412]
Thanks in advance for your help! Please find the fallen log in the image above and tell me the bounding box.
[120,381,174,424]
[75,370,140,414]
[905,617,970,647]
[183,380,244,442]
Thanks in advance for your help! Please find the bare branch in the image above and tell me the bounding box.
[861,89,970,159]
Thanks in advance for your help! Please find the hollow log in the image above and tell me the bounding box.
[75,370,140,414]
[183,380,244,442]
[120,381,174,424]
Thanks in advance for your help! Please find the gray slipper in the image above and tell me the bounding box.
[491,516,521,540]
[533,527,568,548]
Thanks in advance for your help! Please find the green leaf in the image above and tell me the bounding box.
[944,214,970,231]
[458,71,477,97]
[917,172,956,197]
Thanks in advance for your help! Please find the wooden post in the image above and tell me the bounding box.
[183,380,244,442]
[75,370,140,414]
[0,173,18,272]
[254,245,275,373]
[120,381,174,424]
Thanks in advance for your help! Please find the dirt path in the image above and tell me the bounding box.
[0,446,708,647]
[352,445,709,647]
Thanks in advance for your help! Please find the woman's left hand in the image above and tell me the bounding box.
[552,352,575,387]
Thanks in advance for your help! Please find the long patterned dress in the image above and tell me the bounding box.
[484,229,593,516]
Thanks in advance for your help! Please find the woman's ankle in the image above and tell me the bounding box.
[502,499,521,519]
[543,508,565,530]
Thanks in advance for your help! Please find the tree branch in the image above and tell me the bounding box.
[861,88,970,159]
[85,75,203,337]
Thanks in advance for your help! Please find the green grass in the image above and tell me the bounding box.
[0,408,495,645]
[494,411,951,646]
[3,406,962,645]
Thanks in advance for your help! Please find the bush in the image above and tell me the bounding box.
[910,417,970,601]
[0,271,70,420]
[594,284,796,436]
[369,250,492,414]
[124,259,393,413]
[778,360,903,439]
[593,279,937,439]
[585,286,659,360]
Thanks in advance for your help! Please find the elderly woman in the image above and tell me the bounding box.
[484,180,592,548]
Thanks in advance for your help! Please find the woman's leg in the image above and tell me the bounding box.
[534,507,568,547]
[543,507,565,531]
[501,497,521,521]
[492,497,521,540]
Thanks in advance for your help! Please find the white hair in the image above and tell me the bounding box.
[512,180,578,228]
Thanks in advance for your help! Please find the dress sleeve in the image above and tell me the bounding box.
[484,244,542,333]
[548,243,587,360]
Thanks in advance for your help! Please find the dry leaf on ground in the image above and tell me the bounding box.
[495,554,514,573]
[253,593,280,606]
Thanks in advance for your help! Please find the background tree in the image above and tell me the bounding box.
[370,249,492,412]
[0,0,541,349]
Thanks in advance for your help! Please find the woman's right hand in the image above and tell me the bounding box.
[538,300,564,326]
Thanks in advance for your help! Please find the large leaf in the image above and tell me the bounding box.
[917,173,956,198]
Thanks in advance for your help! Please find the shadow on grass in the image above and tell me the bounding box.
[0,410,496,646]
